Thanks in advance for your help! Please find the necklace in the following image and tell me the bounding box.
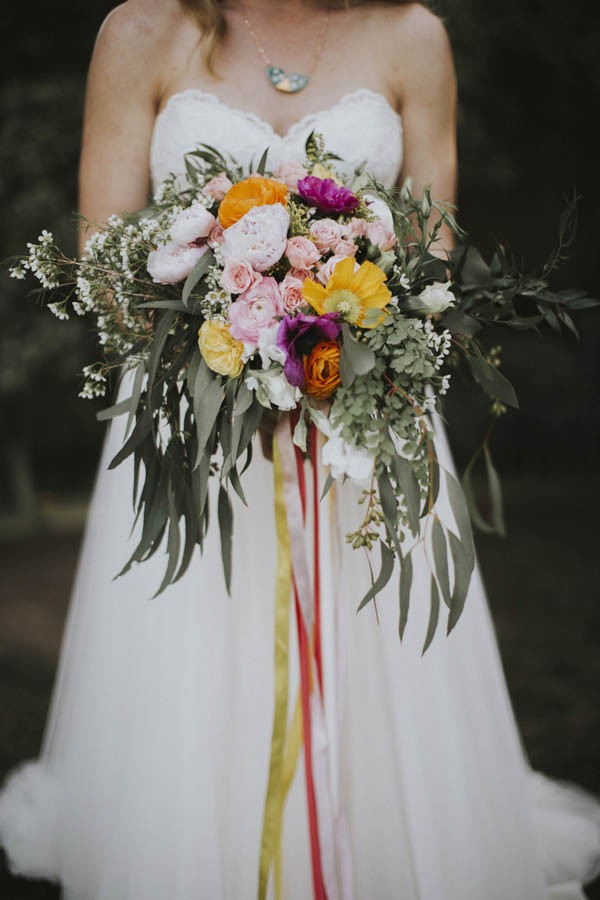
[237,2,330,94]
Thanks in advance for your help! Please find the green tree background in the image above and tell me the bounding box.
[0,0,598,515]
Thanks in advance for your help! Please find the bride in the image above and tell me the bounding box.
[1,1,599,897]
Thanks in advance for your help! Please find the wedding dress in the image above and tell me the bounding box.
[1,87,599,900]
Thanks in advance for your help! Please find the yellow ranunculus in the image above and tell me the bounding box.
[198,320,245,377]
[302,257,392,328]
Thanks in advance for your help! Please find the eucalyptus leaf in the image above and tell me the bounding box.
[357,542,394,612]
[182,250,214,305]
[431,517,451,607]
[422,574,440,654]
[466,347,519,408]
[398,552,413,640]
[218,485,233,594]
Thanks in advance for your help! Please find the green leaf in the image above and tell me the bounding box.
[462,443,506,537]
[445,470,475,567]
[341,323,376,375]
[422,574,440,654]
[320,471,335,501]
[398,552,413,640]
[466,347,519,408]
[108,408,153,469]
[394,454,421,536]
[97,395,136,422]
[357,542,394,612]
[255,146,269,175]
[293,414,308,452]
[152,487,181,597]
[182,249,214,305]
[377,473,397,523]
[431,517,451,607]
[138,300,190,312]
[218,485,233,594]
[193,364,225,464]
[447,530,473,634]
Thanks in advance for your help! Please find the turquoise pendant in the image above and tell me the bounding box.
[267,65,309,94]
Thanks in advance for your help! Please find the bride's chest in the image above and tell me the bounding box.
[149,89,404,191]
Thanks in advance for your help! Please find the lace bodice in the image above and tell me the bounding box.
[149,88,403,191]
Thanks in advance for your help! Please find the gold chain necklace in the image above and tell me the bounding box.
[237,2,330,94]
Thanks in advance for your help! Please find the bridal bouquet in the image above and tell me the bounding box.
[10,134,594,647]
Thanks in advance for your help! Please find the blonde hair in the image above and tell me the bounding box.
[178,0,414,74]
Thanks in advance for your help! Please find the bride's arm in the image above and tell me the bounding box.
[78,2,173,255]
[391,5,458,253]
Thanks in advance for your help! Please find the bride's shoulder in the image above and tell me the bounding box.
[87,0,187,102]
[92,0,185,70]
[373,2,451,55]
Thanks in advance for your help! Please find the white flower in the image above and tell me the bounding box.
[321,428,375,486]
[364,193,394,231]
[147,241,208,284]
[414,281,456,314]
[169,201,216,245]
[245,368,300,411]
[222,203,289,272]
[257,322,286,369]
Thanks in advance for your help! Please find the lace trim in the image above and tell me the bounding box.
[153,87,403,143]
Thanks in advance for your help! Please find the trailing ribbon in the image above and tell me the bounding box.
[259,417,354,900]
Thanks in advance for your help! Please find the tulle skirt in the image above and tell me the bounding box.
[1,408,599,900]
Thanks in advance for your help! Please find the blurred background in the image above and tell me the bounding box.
[0,0,599,896]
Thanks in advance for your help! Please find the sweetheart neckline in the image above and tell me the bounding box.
[152,87,403,143]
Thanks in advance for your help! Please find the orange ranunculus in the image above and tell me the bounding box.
[218,176,288,228]
[304,340,342,399]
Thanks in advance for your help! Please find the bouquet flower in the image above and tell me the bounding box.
[10,133,596,648]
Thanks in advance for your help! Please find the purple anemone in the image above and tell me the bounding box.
[277,312,342,388]
[297,176,359,216]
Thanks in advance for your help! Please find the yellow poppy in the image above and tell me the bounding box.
[302,257,392,328]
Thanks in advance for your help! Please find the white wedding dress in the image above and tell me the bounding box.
[1,88,599,900]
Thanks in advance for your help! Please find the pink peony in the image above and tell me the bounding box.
[285,236,321,269]
[203,173,233,202]
[309,218,343,253]
[228,276,285,347]
[280,275,308,314]
[169,201,215,245]
[273,161,309,191]
[147,241,208,285]
[332,237,358,258]
[221,258,260,294]
[317,254,360,285]
[222,203,289,272]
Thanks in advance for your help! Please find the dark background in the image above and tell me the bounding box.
[0,1,599,897]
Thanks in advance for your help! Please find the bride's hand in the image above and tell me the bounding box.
[258,408,282,462]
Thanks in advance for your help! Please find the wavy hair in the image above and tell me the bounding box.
[178,1,415,73]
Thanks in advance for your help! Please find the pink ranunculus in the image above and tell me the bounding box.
[208,222,225,247]
[285,236,321,269]
[228,276,285,347]
[203,173,233,202]
[341,218,367,240]
[280,275,308,314]
[366,221,397,251]
[273,161,309,192]
[147,241,208,285]
[332,237,358,258]
[317,254,360,286]
[289,266,316,281]
[309,218,343,253]
[222,203,290,272]
[221,258,261,295]
[169,201,215,245]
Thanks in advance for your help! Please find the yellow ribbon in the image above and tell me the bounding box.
[258,438,303,900]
